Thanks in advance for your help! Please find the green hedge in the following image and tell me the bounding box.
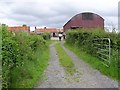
[65,28,119,68]
[41,33,51,40]
[1,25,50,88]
[66,28,119,55]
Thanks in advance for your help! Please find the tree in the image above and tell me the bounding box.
[22,24,27,27]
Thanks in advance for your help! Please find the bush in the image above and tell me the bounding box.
[66,28,118,54]
[41,33,50,40]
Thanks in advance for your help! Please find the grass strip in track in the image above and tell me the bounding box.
[55,43,77,76]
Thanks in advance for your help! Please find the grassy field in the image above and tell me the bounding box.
[55,42,77,76]
[64,43,118,81]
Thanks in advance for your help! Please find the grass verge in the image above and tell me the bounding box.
[11,44,50,88]
[55,42,77,76]
[64,43,118,81]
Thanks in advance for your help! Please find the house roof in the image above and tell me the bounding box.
[36,28,63,33]
[8,26,30,31]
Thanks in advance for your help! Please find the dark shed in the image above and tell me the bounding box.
[63,12,104,32]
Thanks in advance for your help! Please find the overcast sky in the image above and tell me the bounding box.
[0,0,119,29]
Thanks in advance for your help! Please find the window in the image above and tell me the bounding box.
[82,13,93,20]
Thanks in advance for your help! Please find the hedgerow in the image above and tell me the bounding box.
[66,28,118,55]
[1,24,50,88]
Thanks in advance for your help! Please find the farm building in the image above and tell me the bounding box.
[63,12,104,32]
[35,27,63,37]
[8,25,30,33]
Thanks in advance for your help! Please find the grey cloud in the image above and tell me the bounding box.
[5,1,73,27]
[10,3,59,19]
[9,14,38,22]
[0,0,119,28]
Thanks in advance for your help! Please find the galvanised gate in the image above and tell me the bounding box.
[92,38,111,67]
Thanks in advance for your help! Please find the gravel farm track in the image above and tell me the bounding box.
[34,40,118,88]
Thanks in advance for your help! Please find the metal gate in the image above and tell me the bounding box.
[92,38,111,67]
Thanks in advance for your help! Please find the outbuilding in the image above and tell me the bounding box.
[35,27,63,37]
[63,12,104,32]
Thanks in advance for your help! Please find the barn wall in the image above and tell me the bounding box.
[63,20,71,32]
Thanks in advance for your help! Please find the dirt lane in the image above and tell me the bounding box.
[35,41,118,88]
[35,42,68,88]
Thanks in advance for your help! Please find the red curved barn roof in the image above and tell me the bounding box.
[63,12,104,27]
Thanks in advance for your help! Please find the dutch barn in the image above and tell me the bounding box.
[63,12,104,32]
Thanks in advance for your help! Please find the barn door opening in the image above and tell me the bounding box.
[53,33,55,37]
